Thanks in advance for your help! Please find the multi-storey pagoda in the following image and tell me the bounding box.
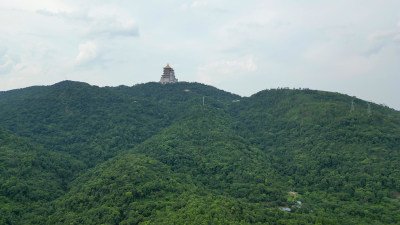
[160,64,178,84]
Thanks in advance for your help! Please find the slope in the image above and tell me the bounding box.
[0,81,239,168]
[0,127,84,224]
[47,152,272,225]
[46,104,324,224]
[230,88,400,224]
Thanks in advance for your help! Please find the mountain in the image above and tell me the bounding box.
[0,81,399,224]
[0,81,238,166]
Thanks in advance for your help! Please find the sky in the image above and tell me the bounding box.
[1,0,400,110]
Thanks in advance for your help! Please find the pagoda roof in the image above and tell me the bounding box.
[164,64,171,69]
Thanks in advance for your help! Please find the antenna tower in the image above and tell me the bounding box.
[367,102,372,116]
[350,100,355,112]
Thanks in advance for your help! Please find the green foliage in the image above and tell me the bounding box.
[0,82,399,224]
[0,128,84,223]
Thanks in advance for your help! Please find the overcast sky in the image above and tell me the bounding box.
[1,0,399,110]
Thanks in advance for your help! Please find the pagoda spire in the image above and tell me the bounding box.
[160,64,178,84]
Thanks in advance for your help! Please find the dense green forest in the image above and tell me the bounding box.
[0,81,399,224]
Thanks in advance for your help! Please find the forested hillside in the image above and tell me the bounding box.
[0,81,399,224]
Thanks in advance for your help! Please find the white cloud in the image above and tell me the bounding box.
[36,9,80,19]
[0,64,53,94]
[394,34,400,42]
[365,29,400,56]
[85,6,139,38]
[0,48,16,75]
[88,16,138,38]
[0,56,15,75]
[36,6,139,38]
[302,41,375,80]
[76,41,98,66]
[0,1,72,13]
[198,56,257,85]
[191,1,208,9]
[180,1,208,10]
[368,30,397,41]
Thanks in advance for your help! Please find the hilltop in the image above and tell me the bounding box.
[0,81,399,224]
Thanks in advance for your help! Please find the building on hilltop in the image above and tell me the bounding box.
[160,64,178,84]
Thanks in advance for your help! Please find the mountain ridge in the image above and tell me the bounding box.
[4,80,398,111]
[0,81,399,224]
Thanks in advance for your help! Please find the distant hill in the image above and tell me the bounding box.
[0,81,399,224]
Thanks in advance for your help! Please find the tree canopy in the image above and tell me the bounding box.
[0,81,399,224]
